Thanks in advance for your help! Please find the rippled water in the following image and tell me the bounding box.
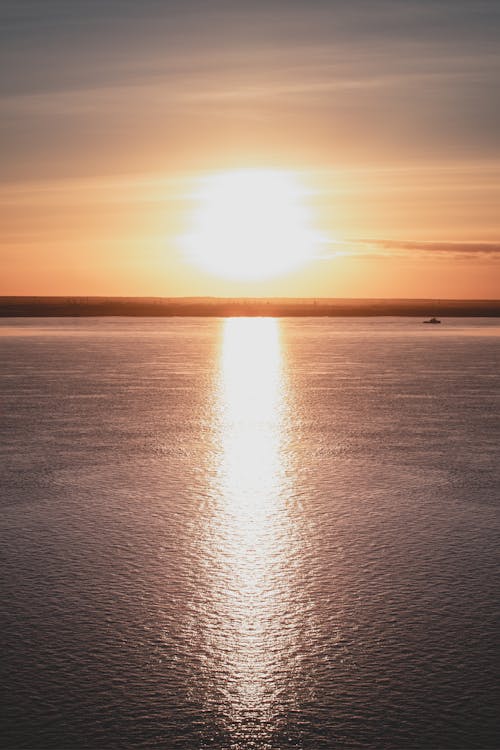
[1,317,499,749]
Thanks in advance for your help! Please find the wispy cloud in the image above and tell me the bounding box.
[2,0,499,183]
[322,239,500,259]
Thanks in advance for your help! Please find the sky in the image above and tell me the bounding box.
[1,0,499,298]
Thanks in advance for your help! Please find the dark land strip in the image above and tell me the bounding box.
[1,297,499,317]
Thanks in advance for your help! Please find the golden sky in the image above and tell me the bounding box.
[2,0,499,298]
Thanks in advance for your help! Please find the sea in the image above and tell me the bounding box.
[1,317,499,750]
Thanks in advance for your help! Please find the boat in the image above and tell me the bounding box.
[423,317,441,324]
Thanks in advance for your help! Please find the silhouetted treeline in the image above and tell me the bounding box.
[1,296,499,317]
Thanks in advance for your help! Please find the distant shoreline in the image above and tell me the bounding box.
[1,297,499,317]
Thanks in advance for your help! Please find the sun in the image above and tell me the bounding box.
[181,169,319,280]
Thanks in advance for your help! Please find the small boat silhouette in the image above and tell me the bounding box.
[423,317,441,324]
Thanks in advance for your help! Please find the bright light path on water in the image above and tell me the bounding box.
[202,317,298,739]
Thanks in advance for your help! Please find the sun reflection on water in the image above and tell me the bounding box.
[204,317,295,740]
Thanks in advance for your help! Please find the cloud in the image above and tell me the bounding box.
[1,1,499,183]
[323,239,500,259]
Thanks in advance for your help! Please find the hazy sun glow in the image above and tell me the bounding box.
[182,169,320,280]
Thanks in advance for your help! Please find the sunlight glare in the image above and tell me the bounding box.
[182,169,320,280]
[205,318,292,722]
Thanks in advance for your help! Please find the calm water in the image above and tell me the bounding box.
[1,317,499,750]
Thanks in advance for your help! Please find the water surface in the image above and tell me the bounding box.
[1,317,499,749]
